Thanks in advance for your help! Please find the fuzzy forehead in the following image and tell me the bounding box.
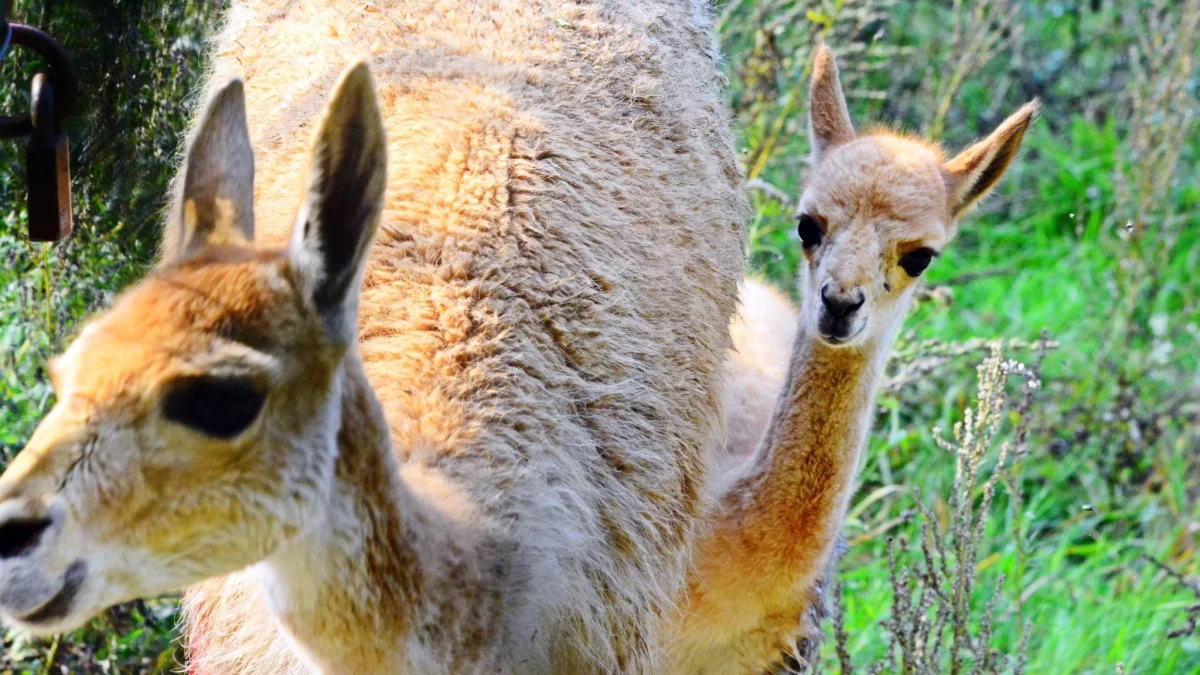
[803,135,950,243]
[51,248,300,402]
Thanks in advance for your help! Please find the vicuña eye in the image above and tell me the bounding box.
[898,247,938,277]
[797,214,823,249]
[163,376,266,439]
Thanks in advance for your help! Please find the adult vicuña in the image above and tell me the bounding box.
[670,45,1037,673]
[0,1,744,672]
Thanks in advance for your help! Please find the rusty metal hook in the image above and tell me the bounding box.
[0,3,77,241]
[0,21,78,139]
[25,71,72,241]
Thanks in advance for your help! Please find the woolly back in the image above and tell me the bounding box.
[178,0,744,668]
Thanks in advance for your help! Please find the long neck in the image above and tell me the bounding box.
[704,307,902,584]
[745,325,890,559]
[258,357,428,673]
[676,314,901,663]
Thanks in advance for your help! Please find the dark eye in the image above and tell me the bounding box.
[163,376,266,439]
[797,214,823,249]
[898,247,938,277]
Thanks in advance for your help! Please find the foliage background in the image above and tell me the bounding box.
[0,0,1197,672]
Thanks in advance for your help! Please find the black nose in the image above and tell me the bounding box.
[0,517,51,559]
[821,284,865,318]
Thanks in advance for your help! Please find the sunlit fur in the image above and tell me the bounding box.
[669,45,1037,673]
[0,1,746,673]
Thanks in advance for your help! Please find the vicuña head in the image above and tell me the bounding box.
[0,62,386,634]
[796,45,1036,347]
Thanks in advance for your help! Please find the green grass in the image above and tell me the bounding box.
[2,0,1199,673]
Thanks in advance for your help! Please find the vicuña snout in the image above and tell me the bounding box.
[818,283,866,344]
[0,494,86,634]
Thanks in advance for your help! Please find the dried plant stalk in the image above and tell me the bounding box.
[720,0,906,180]
[1114,0,1200,240]
[825,343,1044,674]
[920,0,1023,139]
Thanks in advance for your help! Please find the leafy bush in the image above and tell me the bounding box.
[1,1,220,671]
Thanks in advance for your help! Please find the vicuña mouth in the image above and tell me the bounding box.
[818,324,864,346]
[16,560,86,625]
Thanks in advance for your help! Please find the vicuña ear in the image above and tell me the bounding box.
[171,79,256,259]
[942,101,1038,219]
[289,61,387,343]
[808,44,855,162]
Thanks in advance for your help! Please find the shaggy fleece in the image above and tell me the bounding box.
[179,1,745,673]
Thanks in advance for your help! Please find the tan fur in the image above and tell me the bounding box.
[174,79,256,256]
[713,279,796,496]
[0,2,745,673]
[666,46,1037,673]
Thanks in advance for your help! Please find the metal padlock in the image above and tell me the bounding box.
[25,71,72,241]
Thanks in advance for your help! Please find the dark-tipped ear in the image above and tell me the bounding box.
[942,101,1038,219]
[289,61,387,343]
[170,79,255,259]
[808,44,855,162]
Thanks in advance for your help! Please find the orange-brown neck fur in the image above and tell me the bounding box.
[670,294,905,674]
[746,323,892,564]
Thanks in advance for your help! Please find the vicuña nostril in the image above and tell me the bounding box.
[821,286,865,318]
[0,517,51,559]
